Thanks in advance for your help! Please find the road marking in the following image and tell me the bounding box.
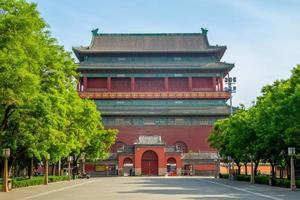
[20,180,98,200]
[202,179,284,200]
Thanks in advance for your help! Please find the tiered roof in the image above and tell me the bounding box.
[73,31,227,61]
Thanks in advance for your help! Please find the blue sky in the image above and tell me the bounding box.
[29,0,300,106]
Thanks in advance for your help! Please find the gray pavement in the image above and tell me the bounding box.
[0,177,299,200]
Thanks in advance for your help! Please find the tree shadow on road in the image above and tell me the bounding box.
[118,177,246,199]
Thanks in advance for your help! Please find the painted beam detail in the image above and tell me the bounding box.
[80,73,223,78]
[79,91,230,99]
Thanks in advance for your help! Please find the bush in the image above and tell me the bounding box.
[12,177,44,188]
[254,175,269,185]
[219,173,229,179]
[12,176,70,188]
[273,178,290,188]
[49,176,69,182]
[236,174,250,182]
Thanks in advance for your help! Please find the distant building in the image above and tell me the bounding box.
[73,29,234,176]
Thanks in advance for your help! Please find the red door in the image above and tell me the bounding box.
[141,151,158,176]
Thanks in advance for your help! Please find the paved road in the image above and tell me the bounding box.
[1,177,299,200]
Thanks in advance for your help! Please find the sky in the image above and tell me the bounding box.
[28,0,300,107]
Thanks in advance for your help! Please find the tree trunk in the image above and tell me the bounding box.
[0,161,3,178]
[52,164,55,176]
[280,168,283,179]
[0,105,14,132]
[254,160,259,176]
[236,163,241,175]
[244,163,248,175]
[28,158,33,179]
[8,157,16,177]
[270,162,275,178]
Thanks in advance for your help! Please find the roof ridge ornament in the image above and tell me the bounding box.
[91,28,99,36]
[201,28,208,36]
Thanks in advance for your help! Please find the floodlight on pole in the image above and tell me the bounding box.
[288,147,296,191]
[68,156,73,181]
[224,74,237,115]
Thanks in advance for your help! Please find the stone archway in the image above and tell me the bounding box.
[141,150,158,176]
[123,157,134,176]
[167,157,177,175]
[174,141,188,153]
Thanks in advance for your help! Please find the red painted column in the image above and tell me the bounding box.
[220,77,223,91]
[188,77,193,91]
[212,77,217,91]
[164,77,169,91]
[83,77,87,91]
[107,77,111,91]
[131,77,135,91]
[77,78,80,91]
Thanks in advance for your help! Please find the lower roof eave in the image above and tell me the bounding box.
[100,113,231,117]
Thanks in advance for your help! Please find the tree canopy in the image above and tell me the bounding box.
[208,64,300,175]
[0,0,117,174]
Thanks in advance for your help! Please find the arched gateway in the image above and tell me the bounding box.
[141,150,158,176]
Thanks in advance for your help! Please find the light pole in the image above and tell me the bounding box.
[44,153,50,185]
[68,156,73,181]
[228,156,232,181]
[80,153,86,175]
[214,158,220,179]
[250,155,255,184]
[224,76,237,115]
[2,148,10,192]
[288,147,296,191]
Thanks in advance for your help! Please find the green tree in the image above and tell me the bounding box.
[0,0,117,177]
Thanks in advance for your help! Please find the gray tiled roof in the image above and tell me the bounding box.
[73,33,226,61]
[90,34,218,52]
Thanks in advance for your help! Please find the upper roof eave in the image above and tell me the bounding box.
[77,62,234,71]
[73,48,226,54]
[73,46,226,62]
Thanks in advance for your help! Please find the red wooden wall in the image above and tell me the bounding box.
[106,125,215,152]
[168,78,189,92]
[87,78,107,89]
[192,77,214,91]
[135,78,164,92]
[111,78,131,91]
[84,77,217,92]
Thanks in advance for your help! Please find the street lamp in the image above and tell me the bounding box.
[250,155,255,184]
[214,153,220,179]
[2,148,10,192]
[214,158,220,179]
[288,147,296,191]
[224,76,237,115]
[227,156,232,181]
[80,153,86,175]
[68,156,73,181]
[44,153,50,185]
